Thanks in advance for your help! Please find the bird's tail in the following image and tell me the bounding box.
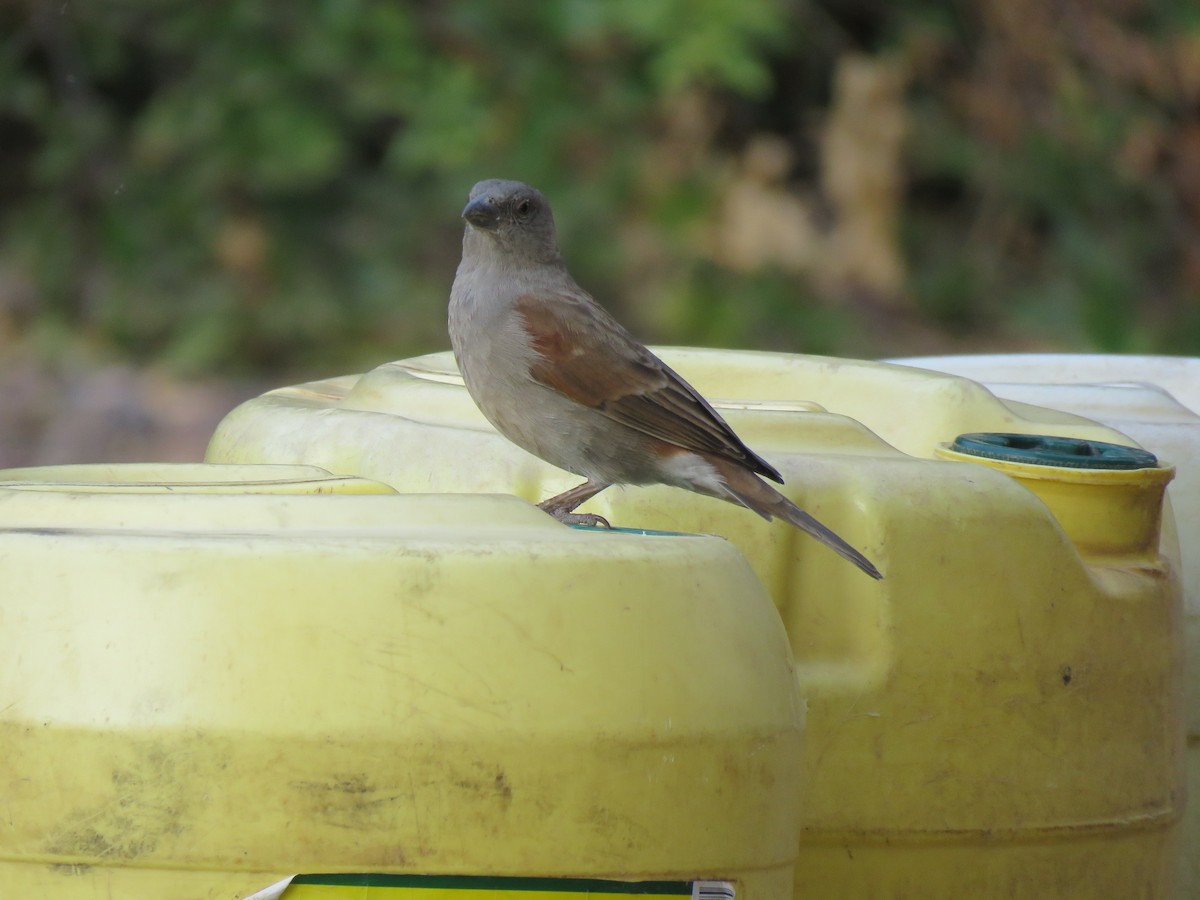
[709,458,883,580]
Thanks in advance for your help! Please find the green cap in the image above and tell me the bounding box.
[950,433,1159,470]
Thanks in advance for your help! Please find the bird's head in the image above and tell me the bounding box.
[461,179,560,264]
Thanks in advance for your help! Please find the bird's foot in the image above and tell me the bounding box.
[537,480,612,528]
[538,502,611,529]
[560,512,612,529]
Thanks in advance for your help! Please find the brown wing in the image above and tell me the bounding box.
[515,289,783,483]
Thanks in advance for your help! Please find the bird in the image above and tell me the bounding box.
[447,179,882,580]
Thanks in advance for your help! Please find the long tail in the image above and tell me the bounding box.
[708,458,883,580]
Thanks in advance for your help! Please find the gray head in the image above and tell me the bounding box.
[461,179,560,264]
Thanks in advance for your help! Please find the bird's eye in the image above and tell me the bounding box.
[515,198,533,218]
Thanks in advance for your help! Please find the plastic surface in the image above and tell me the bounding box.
[208,348,1185,898]
[893,352,1200,899]
[0,462,396,494]
[0,464,802,899]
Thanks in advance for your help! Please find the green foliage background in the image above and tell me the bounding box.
[2,0,1198,378]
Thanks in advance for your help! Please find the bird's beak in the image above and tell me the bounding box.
[462,196,500,230]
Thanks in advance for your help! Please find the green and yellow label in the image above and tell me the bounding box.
[280,875,734,900]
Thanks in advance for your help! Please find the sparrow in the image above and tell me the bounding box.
[448,179,882,579]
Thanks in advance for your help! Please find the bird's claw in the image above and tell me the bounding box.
[561,512,612,529]
[538,505,612,529]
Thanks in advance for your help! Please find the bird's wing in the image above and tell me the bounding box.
[514,289,783,482]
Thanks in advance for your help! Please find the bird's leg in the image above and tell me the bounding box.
[538,479,612,528]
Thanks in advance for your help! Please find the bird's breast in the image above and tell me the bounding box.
[450,280,552,433]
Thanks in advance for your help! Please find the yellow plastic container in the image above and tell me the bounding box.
[0,462,393,494]
[892,352,1200,898]
[0,464,802,899]
[208,349,1185,898]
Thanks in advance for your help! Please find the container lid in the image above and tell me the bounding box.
[949,433,1159,470]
